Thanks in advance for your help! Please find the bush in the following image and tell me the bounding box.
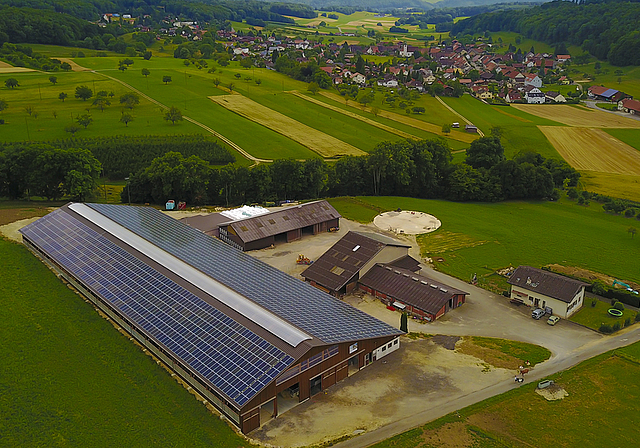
[625,317,631,327]
[614,301,625,311]
[612,321,621,332]
[625,208,636,218]
[0,119,4,124]
[599,323,613,333]
[567,188,578,199]
[591,299,597,307]
[592,281,607,296]
[636,312,640,322]
[611,298,617,306]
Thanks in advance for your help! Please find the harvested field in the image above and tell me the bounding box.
[512,104,640,128]
[539,126,640,175]
[0,61,35,73]
[56,58,90,72]
[209,94,365,158]
[579,171,640,202]
[317,90,477,143]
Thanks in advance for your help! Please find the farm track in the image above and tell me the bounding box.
[209,94,366,158]
[289,90,419,140]
[539,126,640,175]
[317,90,478,143]
[435,95,485,137]
[93,70,270,165]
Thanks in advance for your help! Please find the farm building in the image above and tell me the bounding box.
[180,212,231,238]
[302,231,418,296]
[588,86,631,102]
[618,98,640,114]
[508,266,587,318]
[20,204,402,434]
[217,200,340,251]
[359,265,468,321]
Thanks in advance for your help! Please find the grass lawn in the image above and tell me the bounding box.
[328,196,640,285]
[441,95,564,160]
[570,298,637,331]
[463,337,551,367]
[372,345,640,448]
[0,238,255,447]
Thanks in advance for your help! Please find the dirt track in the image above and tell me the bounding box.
[538,126,640,174]
[512,104,640,128]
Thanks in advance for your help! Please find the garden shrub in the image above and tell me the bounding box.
[591,299,597,307]
[625,317,631,327]
[614,301,625,311]
[599,323,613,333]
[613,321,621,332]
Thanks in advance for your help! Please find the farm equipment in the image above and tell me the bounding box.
[165,200,175,210]
[613,279,639,294]
[296,254,313,265]
[177,201,186,210]
[328,227,339,233]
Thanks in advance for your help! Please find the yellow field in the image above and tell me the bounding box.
[317,90,477,143]
[538,126,640,175]
[0,61,34,73]
[512,104,640,128]
[579,171,640,202]
[209,94,365,158]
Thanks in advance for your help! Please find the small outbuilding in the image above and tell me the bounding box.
[359,264,468,321]
[302,231,418,296]
[508,266,587,318]
[218,200,340,251]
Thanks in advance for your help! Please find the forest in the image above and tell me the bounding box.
[451,0,640,65]
[119,137,580,207]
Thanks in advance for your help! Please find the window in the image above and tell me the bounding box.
[394,339,398,345]
[268,219,276,225]
[330,266,345,275]
[283,215,290,221]
[387,343,392,348]
[382,346,386,352]
[240,226,248,232]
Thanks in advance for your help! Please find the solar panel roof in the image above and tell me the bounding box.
[86,203,402,344]
[20,209,294,408]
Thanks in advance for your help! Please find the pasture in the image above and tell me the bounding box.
[329,196,640,285]
[539,126,640,175]
[511,104,640,128]
[209,94,365,157]
[0,238,254,448]
[605,128,640,151]
[372,346,640,448]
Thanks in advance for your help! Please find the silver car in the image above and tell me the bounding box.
[532,308,545,319]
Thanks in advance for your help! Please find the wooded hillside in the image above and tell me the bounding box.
[451,0,640,65]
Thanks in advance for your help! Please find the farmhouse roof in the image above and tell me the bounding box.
[224,200,341,244]
[508,266,587,303]
[621,98,640,112]
[302,231,410,292]
[359,264,468,314]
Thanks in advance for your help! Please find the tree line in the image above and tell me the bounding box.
[0,144,101,201]
[451,0,640,65]
[123,137,580,206]
[0,135,235,181]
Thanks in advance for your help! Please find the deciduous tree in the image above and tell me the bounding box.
[164,106,183,125]
[5,78,19,89]
[75,85,93,101]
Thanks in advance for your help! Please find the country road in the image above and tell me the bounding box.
[333,313,640,448]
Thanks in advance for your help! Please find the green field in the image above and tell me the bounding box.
[0,237,254,447]
[441,95,564,159]
[372,345,640,448]
[329,196,640,284]
[604,128,640,151]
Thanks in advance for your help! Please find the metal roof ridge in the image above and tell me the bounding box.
[69,203,313,348]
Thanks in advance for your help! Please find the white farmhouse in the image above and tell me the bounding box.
[526,88,545,104]
[508,266,587,318]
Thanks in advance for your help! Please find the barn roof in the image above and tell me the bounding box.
[359,264,468,314]
[508,266,587,303]
[20,204,400,410]
[224,200,341,243]
[302,231,410,292]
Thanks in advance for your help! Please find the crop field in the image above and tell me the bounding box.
[511,104,640,128]
[578,172,640,201]
[0,238,254,447]
[539,126,640,175]
[329,196,640,285]
[373,347,640,448]
[318,90,477,143]
[442,96,563,160]
[210,94,365,158]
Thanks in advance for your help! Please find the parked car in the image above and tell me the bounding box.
[547,315,560,326]
[538,379,554,389]
[532,308,545,319]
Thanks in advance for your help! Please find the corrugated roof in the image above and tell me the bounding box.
[301,231,408,292]
[507,266,587,303]
[180,213,230,235]
[225,200,341,243]
[359,264,468,314]
[388,255,422,272]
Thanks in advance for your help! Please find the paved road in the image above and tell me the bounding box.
[583,100,640,122]
[333,266,640,448]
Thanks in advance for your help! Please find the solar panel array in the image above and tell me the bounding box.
[21,209,294,407]
[88,203,403,344]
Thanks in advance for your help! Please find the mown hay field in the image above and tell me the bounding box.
[209,94,365,158]
[512,104,640,128]
[538,126,640,175]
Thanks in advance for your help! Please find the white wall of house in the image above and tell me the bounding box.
[510,285,585,318]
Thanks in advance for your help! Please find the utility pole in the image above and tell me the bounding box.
[25,117,30,141]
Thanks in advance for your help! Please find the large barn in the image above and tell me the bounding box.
[217,200,341,251]
[20,204,402,433]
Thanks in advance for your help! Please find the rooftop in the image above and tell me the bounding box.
[508,266,588,304]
